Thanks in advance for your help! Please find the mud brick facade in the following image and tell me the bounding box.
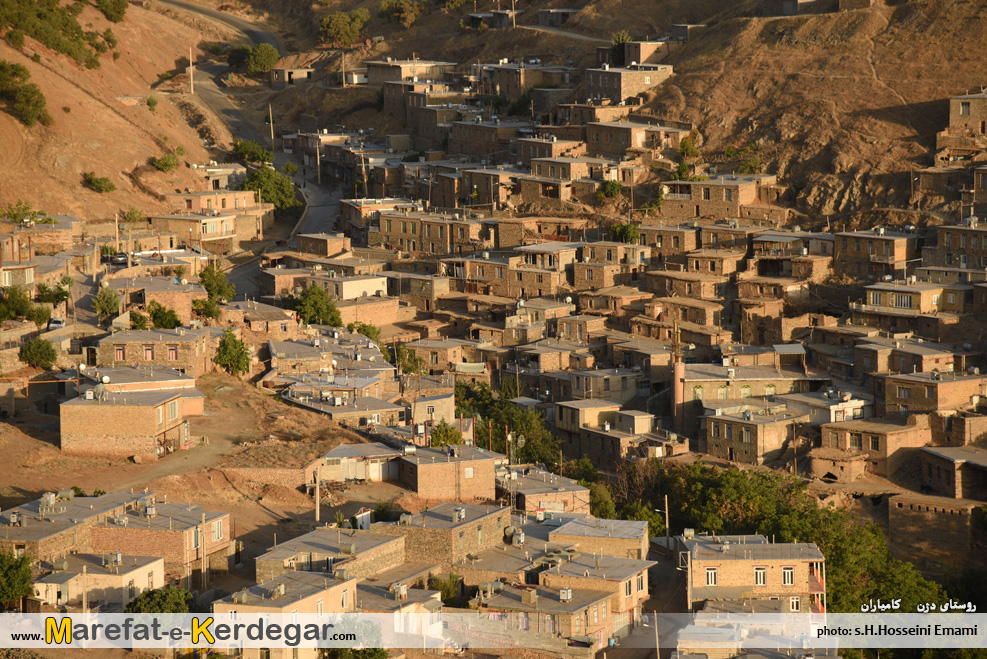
[371,503,511,566]
[336,296,404,326]
[297,233,352,257]
[833,229,918,280]
[820,416,931,478]
[399,446,500,501]
[549,519,649,560]
[60,391,186,461]
[877,371,987,416]
[888,494,985,569]
[90,503,232,588]
[584,65,673,104]
[919,446,987,500]
[96,328,214,377]
[254,530,405,582]
[705,410,808,465]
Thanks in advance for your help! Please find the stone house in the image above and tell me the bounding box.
[370,503,512,565]
[33,554,165,612]
[703,407,809,464]
[820,416,932,478]
[253,528,405,582]
[96,328,215,378]
[549,519,649,560]
[398,445,502,501]
[584,64,674,104]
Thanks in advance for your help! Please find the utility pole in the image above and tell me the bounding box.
[114,211,120,254]
[189,47,194,95]
[664,494,670,542]
[315,464,321,522]
[269,102,276,155]
[316,141,321,186]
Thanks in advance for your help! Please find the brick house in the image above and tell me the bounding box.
[638,224,700,267]
[539,553,655,638]
[254,528,405,582]
[297,232,351,257]
[585,120,685,159]
[33,554,165,612]
[90,499,233,589]
[877,371,987,416]
[549,519,649,560]
[584,64,673,104]
[935,91,987,160]
[96,328,215,377]
[833,229,919,280]
[60,390,188,461]
[107,276,208,325]
[496,465,590,515]
[398,445,502,501]
[222,301,300,340]
[660,175,784,220]
[703,407,809,464]
[645,270,730,301]
[364,59,455,87]
[517,137,586,166]
[447,120,530,160]
[919,446,987,500]
[820,416,932,478]
[371,503,512,565]
[678,533,826,613]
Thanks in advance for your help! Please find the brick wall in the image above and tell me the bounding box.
[888,495,984,568]
[399,457,496,501]
[255,534,405,582]
[372,508,510,565]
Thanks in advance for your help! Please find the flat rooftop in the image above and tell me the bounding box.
[257,528,401,562]
[681,534,823,562]
[219,572,356,607]
[374,502,507,531]
[550,518,647,540]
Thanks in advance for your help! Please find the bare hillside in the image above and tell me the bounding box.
[0,4,237,221]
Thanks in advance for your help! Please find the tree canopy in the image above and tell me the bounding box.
[198,263,235,302]
[0,552,32,605]
[92,285,120,323]
[124,587,192,613]
[292,285,342,326]
[18,337,57,369]
[239,167,300,213]
[430,419,463,446]
[214,329,251,376]
[319,8,371,47]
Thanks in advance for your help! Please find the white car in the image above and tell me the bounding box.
[48,318,65,330]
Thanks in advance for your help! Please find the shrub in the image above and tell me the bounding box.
[83,172,115,193]
[153,153,179,172]
[227,44,252,72]
[7,29,25,49]
[319,10,370,47]
[158,71,175,81]
[379,0,428,28]
[0,61,52,127]
[232,139,273,164]
[599,179,623,198]
[2,199,49,224]
[245,43,279,74]
[281,161,297,176]
[0,285,32,320]
[679,136,699,158]
[739,153,763,174]
[214,329,251,375]
[610,30,630,66]
[175,145,185,156]
[146,96,158,112]
[103,28,117,49]
[19,338,57,369]
[238,167,300,213]
[124,207,142,223]
[95,0,128,22]
[26,305,50,332]
[147,301,180,329]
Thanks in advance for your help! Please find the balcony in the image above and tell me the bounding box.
[868,253,897,264]
[664,193,691,201]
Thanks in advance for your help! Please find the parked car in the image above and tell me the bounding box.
[48,318,65,330]
[111,253,129,265]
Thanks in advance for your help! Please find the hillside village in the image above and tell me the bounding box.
[1,0,987,657]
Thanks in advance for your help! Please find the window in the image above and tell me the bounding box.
[948,293,956,305]
[782,567,794,586]
[144,345,154,360]
[790,597,801,612]
[897,386,911,399]
[693,385,704,401]
[850,433,863,451]
[465,467,474,479]
[212,519,223,541]
[755,567,766,586]
[128,580,136,599]
[593,605,598,624]
[765,384,776,397]
[192,528,200,549]
[148,572,154,590]
[341,588,348,608]
[602,601,607,619]
[706,567,717,586]
[426,405,435,415]
[961,101,971,116]
[637,573,645,591]
[870,292,883,305]
[477,526,483,545]
[725,424,733,440]
[458,531,465,550]
[431,352,438,365]
[115,346,125,360]
[625,580,632,596]
[893,294,913,309]
[925,386,935,398]
[741,385,752,399]
[742,427,751,444]
[157,407,163,424]
[711,422,719,438]
[168,400,179,421]
[725,189,733,202]
[870,436,880,451]
[702,188,711,201]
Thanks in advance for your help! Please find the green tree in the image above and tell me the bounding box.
[192,297,221,319]
[124,207,142,223]
[739,153,763,174]
[586,481,617,519]
[621,500,665,537]
[146,95,158,112]
[0,61,53,127]
[608,222,640,244]
[152,153,179,172]
[428,572,461,604]
[596,179,623,201]
[379,0,427,27]
[239,167,300,213]
[147,300,180,329]
[131,310,148,330]
[19,337,57,369]
[246,43,280,74]
[320,12,361,47]
[26,305,50,332]
[36,282,70,307]
[348,321,381,344]
[678,136,699,158]
[83,172,115,193]
[395,344,426,374]
[125,587,192,613]
[564,456,599,484]
[0,552,33,605]
[281,161,298,176]
[214,329,251,375]
[430,419,463,446]
[93,285,120,323]
[2,199,48,224]
[295,285,341,326]
[198,263,235,302]
[0,285,32,319]
[95,0,128,22]
[227,44,253,72]
[610,30,631,66]
[232,139,273,163]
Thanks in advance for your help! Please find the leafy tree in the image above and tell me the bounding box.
[192,297,221,319]
[146,95,158,112]
[124,207,142,223]
[246,43,280,74]
[395,343,426,375]
[428,572,461,604]
[26,305,50,332]
[19,337,57,369]
[430,419,463,446]
[348,321,381,344]
[147,300,180,329]
[610,30,631,66]
[152,153,179,172]
[739,153,763,174]
[95,0,128,22]
[564,456,599,484]
[227,44,253,72]
[198,263,235,302]
[83,172,115,193]
[621,500,665,537]
[379,0,427,27]
[232,139,273,163]
[281,161,298,176]
[596,179,623,200]
[214,329,250,375]
[0,61,52,127]
[0,552,32,605]
[125,587,192,613]
[0,285,32,319]
[608,222,640,244]
[2,199,49,224]
[319,10,370,47]
[585,481,617,519]
[295,285,341,326]
[93,285,120,322]
[239,167,300,213]
[678,136,699,158]
[36,282,70,307]
[131,310,148,330]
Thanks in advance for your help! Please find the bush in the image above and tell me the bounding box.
[281,161,297,176]
[26,305,50,332]
[147,301,180,329]
[0,0,116,68]
[7,29,25,49]
[230,43,281,74]
[232,139,273,164]
[214,329,251,375]
[95,0,128,22]
[2,199,49,224]
[238,167,300,213]
[146,96,158,112]
[379,0,428,28]
[0,61,52,127]
[0,285,32,320]
[599,179,623,198]
[19,338,57,369]
[319,10,371,47]
[609,30,630,66]
[83,172,115,193]
[175,145,185,156]
[126,587,192,613]
[227,44,252,72]
[153,153,179,172]
[124,207,142,223]
[739,153,763,174]
[679,136,699,158]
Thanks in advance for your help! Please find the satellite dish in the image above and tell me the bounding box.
[180,278,188,285]
[516,435,526,448]
[101,376,110,384]
[78,364,86,371]
[564,296,572,304]
[100,280,109,288]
